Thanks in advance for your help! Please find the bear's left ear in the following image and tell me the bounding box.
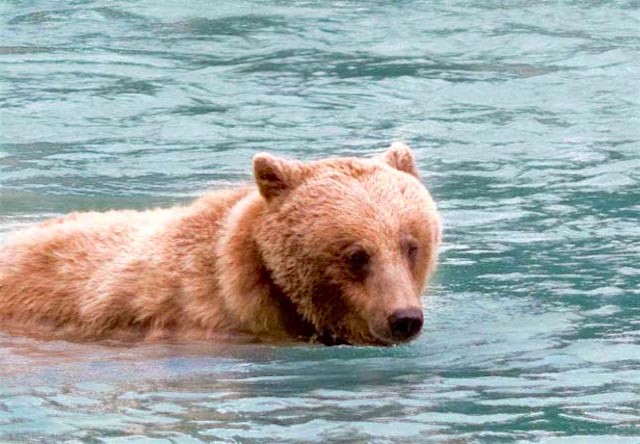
[253,153,303,200]
[380,142,419,178]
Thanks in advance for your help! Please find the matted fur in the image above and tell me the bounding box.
[0,144,441,345]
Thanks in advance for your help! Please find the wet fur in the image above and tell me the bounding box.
[0,144,441,344]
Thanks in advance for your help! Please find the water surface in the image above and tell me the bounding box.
[1,1,639,442]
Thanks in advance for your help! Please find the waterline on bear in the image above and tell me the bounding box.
[0,143,441,346]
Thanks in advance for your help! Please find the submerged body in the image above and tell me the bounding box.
[0,188,253,341]
[0,144,441,345]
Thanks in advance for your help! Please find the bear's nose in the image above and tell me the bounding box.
[388,308,423,341]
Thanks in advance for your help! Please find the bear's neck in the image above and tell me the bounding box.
[213,191,316,342]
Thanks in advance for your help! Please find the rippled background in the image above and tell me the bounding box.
[1,1,639,442]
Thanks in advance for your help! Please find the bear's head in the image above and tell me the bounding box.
[252,143,441,346]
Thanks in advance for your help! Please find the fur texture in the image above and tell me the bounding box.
[0,144,441,345]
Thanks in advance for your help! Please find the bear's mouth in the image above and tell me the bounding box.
[313,330,351,346]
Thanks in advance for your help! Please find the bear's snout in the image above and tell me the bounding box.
[388,308,423,341]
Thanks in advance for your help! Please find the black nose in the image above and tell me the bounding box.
[388,308,423,341]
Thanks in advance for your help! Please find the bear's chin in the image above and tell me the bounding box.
[312,326,406,347]
[310,325,389,347]
[368,325,422,346]
[314,331,351,346]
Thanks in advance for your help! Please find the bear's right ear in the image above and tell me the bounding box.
[253,153,303,200]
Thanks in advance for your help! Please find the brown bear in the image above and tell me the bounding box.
[0,143,441,345]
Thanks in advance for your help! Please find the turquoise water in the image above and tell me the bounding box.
[1,0,639,442]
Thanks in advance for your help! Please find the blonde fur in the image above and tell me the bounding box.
[0,145,441,344]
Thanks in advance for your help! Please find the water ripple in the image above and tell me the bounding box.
[1,0,639,442]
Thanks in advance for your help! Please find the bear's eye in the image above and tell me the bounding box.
[346,247,371,279]
[403,237,419,264]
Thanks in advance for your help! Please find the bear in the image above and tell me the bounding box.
[0,143,441,345]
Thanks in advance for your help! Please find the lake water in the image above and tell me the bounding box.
[1,1,639,442]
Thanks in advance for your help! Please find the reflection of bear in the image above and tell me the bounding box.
[0,144,441,345]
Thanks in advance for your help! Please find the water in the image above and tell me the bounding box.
[1,0,639,442]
